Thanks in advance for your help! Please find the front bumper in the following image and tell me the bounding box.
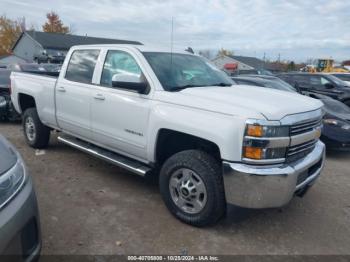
[0,174,41,262]
[223,140,325,208]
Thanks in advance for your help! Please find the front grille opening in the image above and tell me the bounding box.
[286,140,317,163]
[21,217,39,259]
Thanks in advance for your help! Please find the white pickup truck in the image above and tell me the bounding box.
[11,45,325,226]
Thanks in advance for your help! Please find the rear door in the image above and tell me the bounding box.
[90,48,152,161]
[56,49,100,140]
[290,75,314,94]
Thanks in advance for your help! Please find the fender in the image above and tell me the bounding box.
[147,102,248,163]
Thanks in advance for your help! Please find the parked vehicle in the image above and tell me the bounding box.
[11,45,325,226]
[0,70,20,121]
[277,73,350,107]
[7,63,46,73]
[0,135,41,260]
[232,75,297,92]
[39,63,62,73]
[233,75,350,150]
[328,73,350,85]
[320,96,350,150]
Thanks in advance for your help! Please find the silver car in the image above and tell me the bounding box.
[0,135,41,261]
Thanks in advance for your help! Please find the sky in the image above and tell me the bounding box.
[1,0,349,62]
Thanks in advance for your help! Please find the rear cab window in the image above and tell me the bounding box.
[65,49,100,84]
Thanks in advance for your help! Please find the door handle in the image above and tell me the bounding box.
[94,94,105,100]
[57,86,66,92]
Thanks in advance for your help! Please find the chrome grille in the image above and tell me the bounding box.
[287,116,323,162]
[290,119,322,136]
[288,140,317,157]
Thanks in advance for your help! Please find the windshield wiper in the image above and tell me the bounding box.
[169,85,204,92]
[169,83,232,92]
[210,82,232,87]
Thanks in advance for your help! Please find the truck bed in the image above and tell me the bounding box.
[10,71,58,127]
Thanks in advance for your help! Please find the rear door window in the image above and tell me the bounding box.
[65,50,100,84]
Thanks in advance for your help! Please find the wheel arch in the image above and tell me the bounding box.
[154,128,222,166]
[18,93,36,113]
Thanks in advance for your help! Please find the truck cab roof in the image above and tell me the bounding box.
[69,44,193,55]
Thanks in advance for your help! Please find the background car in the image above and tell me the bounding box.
[7,63,46,73]
[320,96,350,150]
[277,73,350,107]
[0,70,19,121]
[328,73,350,85]
[39,63,61,73]
[233,75,350,151]
[0,135,41,260]
[232,75,297,92]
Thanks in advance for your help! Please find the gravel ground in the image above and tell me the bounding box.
[1,122,350,255]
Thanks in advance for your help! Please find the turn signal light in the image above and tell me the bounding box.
[246,125,263,137]
[243,146,262,159]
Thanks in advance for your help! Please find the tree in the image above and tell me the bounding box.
[287,61,296,71]
[198,49,212,59]
[42,11,70,34]
[0,15,22,55]
[217,48,233,57]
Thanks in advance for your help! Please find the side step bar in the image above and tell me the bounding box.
[57,135,151,177]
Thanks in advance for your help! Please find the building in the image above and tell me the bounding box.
[0,54,28,68]
[11,31,142,63]
[212,54,279,74]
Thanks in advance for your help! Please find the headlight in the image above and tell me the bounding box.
[243,122,290,164]
[246,124,289,137]
[0,160,26,209]
[323,119,339,125]
[324,119,350,130]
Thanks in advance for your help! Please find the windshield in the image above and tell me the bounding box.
[271,78,297,92]
[325,74,348,86]
[143,52,233,91]
[322,98,350,114]
[332,74,350,82]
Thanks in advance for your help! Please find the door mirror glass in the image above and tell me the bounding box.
[112,73,148,93]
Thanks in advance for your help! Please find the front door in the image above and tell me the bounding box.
[90,49,151,161]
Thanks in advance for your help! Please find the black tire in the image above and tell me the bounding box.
[22,108,50,149]
[159,150,226,227]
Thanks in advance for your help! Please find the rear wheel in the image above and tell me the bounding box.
[23,108,50,148]
[159,150,226,227]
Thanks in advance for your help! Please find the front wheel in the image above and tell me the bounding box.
[159,150,226,227]
[23,108,50,149]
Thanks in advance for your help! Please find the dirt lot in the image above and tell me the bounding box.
[1,122,350,255]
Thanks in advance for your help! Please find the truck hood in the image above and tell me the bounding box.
[155,85,323,120]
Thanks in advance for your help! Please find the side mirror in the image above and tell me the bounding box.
[112,73,148,94]
[324,83,334,89]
